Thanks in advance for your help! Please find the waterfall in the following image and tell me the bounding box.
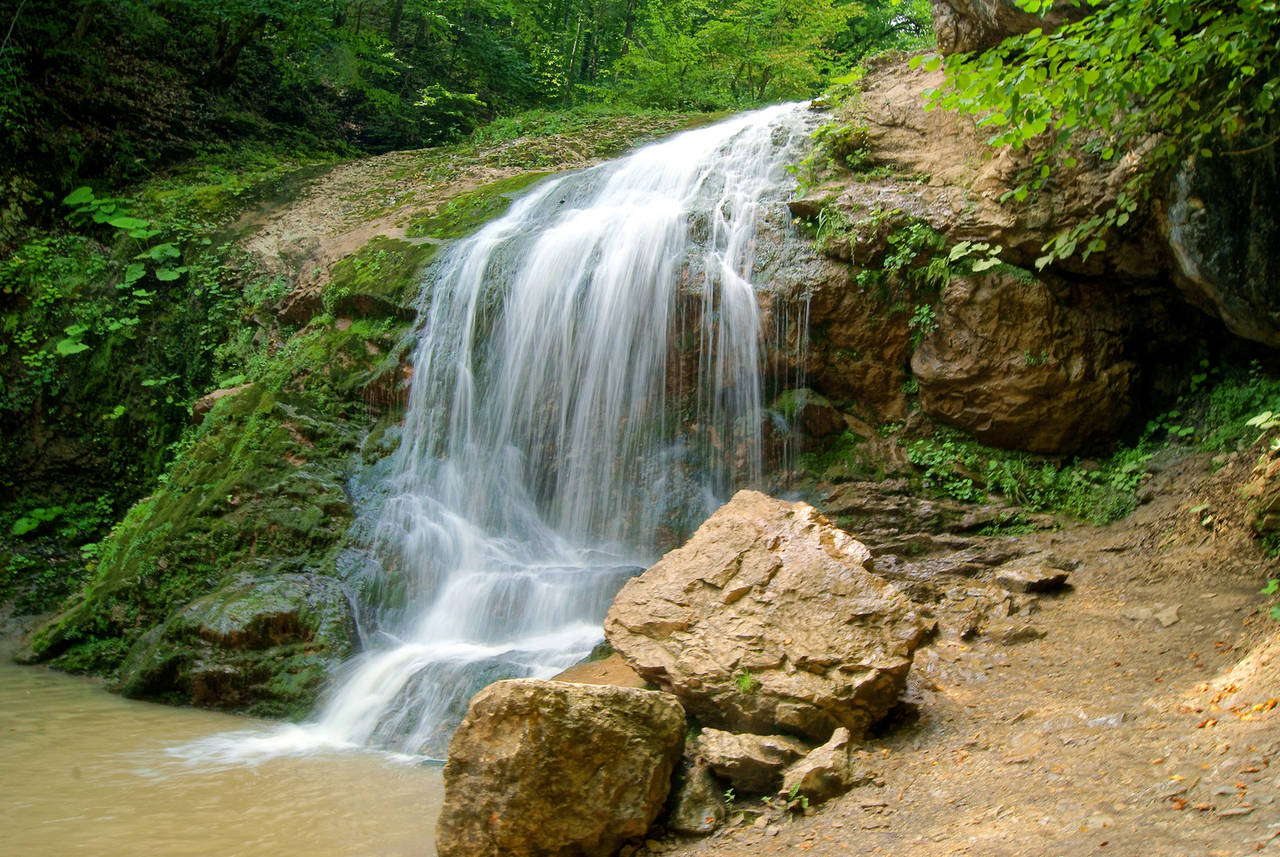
[172,103,816,765]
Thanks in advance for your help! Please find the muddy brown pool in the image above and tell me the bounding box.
[0,649,442,856]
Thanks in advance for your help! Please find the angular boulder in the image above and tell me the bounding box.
[911,271,1134,454]
[604,490,927,741]
[697,728,810,795]
[436,679,685,857]
[780,727,860,805]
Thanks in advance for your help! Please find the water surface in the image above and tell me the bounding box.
[0,651,442,856]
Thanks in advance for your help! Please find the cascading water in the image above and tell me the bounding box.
[172,102,816,765]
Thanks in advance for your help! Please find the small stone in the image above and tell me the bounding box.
[995,566,1070,594]
[1217,807,1254,818]
[668,757,726,835]
[1154,604,1181,627]
[698,728,811,794]
[986,619,1047,645]
[753,816,769,829]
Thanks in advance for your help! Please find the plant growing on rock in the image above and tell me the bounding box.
[918,0,1280,269]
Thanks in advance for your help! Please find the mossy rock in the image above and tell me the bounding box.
[405,172,551,241]
[16,380,366,692]
[323,236,437,320]
[116,572,357,717]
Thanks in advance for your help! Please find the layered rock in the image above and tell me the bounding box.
[605,490,927,741]
[436,679,685,857]
[911,271,1135,453]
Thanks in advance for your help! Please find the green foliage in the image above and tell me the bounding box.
[918,0,1280,269]
[733,669,761,694]
[906,425,1149,524]
[1263,578,1280,621]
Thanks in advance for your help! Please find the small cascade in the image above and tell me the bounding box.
[192,103,816,764]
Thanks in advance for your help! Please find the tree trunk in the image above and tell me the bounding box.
[621,0,636,53]
[388,0,405,47]
[200,14,269,90]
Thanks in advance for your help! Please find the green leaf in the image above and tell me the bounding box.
[154,267,185,282]
[106,215,151,231]
[56,338,91,356]
[11,517,40,536]
[62,186,95,206]
[123,262,146,287]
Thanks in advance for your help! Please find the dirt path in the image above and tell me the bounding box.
[661,452,1280,857]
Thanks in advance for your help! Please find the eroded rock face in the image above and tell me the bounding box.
[929,0,1096,55]
[911,272,1134,454]
[1161,147,1280,347]
[436,679,685,857]
[605,490,927,741]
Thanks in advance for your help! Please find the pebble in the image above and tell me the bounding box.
[1218,807,1254,818]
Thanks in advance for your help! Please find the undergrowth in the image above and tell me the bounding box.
[901,359,1280,525]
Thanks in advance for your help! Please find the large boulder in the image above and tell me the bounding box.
[604,490,927,741]
[911,271,1134,454]
[113,572,356,717]
[436,679,686,857]
[929,0,1097,55]
[1160,146,1280,347]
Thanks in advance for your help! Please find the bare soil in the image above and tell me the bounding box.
[660,450,1280,857]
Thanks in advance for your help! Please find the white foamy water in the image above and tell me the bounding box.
[176,101,814,764]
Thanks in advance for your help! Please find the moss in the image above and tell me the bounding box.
[323,236,438,317]
[406,172,552,240]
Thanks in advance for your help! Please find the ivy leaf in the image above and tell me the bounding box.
[56,338,91,356]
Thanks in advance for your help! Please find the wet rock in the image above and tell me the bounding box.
[668,756,727,835]
[436,679,685,857]
[115,573,356,715]
[780,727,860,805]
[929,0,1097,55]
[1160,143,1280,347]
[605,490,928,741]
[912,272,1134,454]
[697,728,811,794]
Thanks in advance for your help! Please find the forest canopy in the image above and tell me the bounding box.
[0,0,932,229]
